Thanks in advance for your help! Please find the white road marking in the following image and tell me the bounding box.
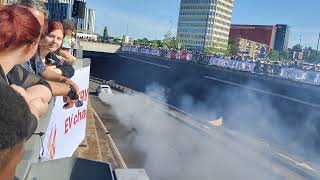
[120,55,172,69]
[204,75,320,108]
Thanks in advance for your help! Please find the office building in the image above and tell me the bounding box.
[229,25,276,50]
[79,8,96,32]
[177,0,235,50]
[229,24,290,52]
[273,24,290,52]
[236,38,269,59]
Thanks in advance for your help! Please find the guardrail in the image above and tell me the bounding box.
[15,58,91,180]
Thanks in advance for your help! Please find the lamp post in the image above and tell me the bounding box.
[316,32,320,62]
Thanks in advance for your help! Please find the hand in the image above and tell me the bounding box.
[65,78,80,96]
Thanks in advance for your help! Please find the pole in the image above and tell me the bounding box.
[299,35,302,48]
[316,32,320,53]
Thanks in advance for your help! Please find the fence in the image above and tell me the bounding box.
[122,47,320,86]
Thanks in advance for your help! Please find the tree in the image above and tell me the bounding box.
[226,40,238,55]
[176,35,185,49]
[162,31,174,48]
[279,50,289,61]
[292,44,302,50]
[150,40,162,48]
[103,26,109,42]
[308,50,320,64]
[267,50,280,61]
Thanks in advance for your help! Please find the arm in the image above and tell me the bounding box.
[41,68,80,96]
[58,49,77,65]
[8,65,52,103]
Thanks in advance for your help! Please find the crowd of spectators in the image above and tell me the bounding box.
[0,1,82,179]
[122,45,320,85]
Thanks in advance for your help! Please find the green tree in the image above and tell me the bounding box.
[103,26,108,42]
[150,40,163,48]
[308,50,320,64]
[267,50,280,61]
[226,40,238,55]
[279,50,289,61]
[113,38,122,45]
[163,31,174,48]
[176,35,185,49]
[292,44,302,50]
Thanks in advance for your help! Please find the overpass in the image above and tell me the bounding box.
[78,40,121,53]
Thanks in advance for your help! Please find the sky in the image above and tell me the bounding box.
[87,0,320,49]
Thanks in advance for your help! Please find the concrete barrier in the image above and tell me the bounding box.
[79,41,121,53]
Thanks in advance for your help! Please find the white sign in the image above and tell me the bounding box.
[42,66,90,160]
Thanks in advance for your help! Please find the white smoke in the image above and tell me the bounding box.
[98,83,314,180]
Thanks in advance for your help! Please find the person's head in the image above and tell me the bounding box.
[39,21,64,53]
[0,83,37,179]
[17,0,48,38]
[0,5,41,64]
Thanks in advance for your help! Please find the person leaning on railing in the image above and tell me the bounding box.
[0,4,50,120]
[0,83,39,180]
[38,21,75,78]
[17,0,81,108]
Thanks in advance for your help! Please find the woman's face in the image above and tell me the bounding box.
[41,29,63,52]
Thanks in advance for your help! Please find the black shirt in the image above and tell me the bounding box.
[45,52,75,78]
[1,64,52,92]
[0,66,39,140]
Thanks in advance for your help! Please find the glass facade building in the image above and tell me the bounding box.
[177,0,234,50]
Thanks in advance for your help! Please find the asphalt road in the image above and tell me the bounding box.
[85,51,320,153]
[89,83,319,180]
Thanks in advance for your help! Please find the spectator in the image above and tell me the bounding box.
[58,19,77,64]
[0,4,50,119]
[18,0,80,108]
[0,84,39,180]
[38,21,75,78]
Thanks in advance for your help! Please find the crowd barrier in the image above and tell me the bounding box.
[16,58,91,179]
[122,47,320,86]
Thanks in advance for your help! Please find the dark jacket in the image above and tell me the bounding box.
[1,64,52,92]
[0,65,42,140]
[46,52,75,78]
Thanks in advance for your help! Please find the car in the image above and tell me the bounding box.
[96,84,113,95]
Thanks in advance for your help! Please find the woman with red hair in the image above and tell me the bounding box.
[0,4,51,120]
[38,21,75,78]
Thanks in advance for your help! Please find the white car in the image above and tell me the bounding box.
[96,84,113,95]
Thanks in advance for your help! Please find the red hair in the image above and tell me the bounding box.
[48,21,64,35]
[0,5,41,50]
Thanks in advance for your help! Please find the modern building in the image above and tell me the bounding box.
[273,24,290,52]
[229,25,276,50]
[45,0,96,33]
[288,48,311,61]
[177,0,235,50]
[45,0,77,22]
[236,38,269,59]
[79,8,96,32]
[229,24,290,52]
